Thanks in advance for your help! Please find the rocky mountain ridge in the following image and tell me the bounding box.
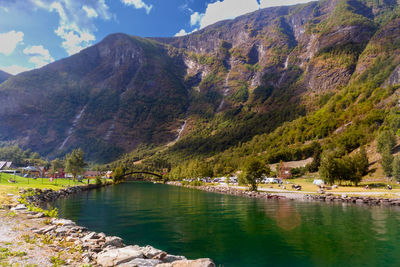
[0,0,400,163]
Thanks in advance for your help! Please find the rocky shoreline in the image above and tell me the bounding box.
[167,181,400,207]
[6,184,215,267]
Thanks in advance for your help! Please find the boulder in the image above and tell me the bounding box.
[11,204,27,211]
[140,245,165,259]
[33,225,56,234]
[82,232,100,242]
[52,218,76,227]
[162,255,187,263]
[120,258,162,266]
[103,236,124,248]
[96,245,144,267]
[156,258,215,267]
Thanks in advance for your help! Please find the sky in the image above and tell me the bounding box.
[0,0,314,75]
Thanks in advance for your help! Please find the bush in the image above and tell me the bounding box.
[95,176,103,185]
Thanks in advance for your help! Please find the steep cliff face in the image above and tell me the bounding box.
[1,0,400,162]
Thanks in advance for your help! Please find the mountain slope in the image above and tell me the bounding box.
[0,0,400,165]
[0,34,188,162]
[0,70,11,84]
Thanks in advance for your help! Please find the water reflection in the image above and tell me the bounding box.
[50,183,400,267]
[273,200,301,231]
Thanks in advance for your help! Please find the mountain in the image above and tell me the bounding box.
[0,70,11,84]
[0,0,400,165]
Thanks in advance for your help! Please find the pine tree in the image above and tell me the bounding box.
[382,149,394,177]
[392,156,400,181]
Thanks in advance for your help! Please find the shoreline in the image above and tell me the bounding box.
[166,181,400,207]
[1,183,215,267]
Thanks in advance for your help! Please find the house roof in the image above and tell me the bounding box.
[0,161,13,170]
[84,171,101,176]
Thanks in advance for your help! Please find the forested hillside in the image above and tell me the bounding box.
[0,0,399,176]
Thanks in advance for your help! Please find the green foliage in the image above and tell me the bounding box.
[95,176,103,185]
[307,142,322,172]
[381,150,394,177]
[291,167,307,178]
[377,130,396,153]
[65,148,86,180]
[319,147,368,186]
[113,166,126,184]
[0,146,44,166]
[241,157,270,191]
[392,156,400,181]
[48,158,64,176]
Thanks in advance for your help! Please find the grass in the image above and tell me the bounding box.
[258,176,400,195]
[0,172,111,205]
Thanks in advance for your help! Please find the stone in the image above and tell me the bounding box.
[355,199,364,204]
[11,204,27,211]
[162,255,187,263]
[153,252,167,261]
[103,236,124,248]
[96,245,144,267]
[82,232,100,242]
[341,194,348,199]
[52,218,76,227]
[65,236,77,242]
[140,245,165,259]
[156,258,215,267]
[33,225,56,234]
[317,189,325,194]
[55,226,70,236]
[120,258,162,266]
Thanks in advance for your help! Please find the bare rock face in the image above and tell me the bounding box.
[385,65,400,87]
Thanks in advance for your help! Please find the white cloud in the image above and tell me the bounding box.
[23,45,54,68]
[121,0,153,14]
[188,0,314,30]
[82,5,98,18]
[24,0,112,55]
[193,0,260,29]
[190,12,203,26]
[259,0,313,8]
[175,28,198,37]
[0,30,24,55]
[0,65,30,75]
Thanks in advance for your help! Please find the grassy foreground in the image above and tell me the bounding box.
[0,173,107,205]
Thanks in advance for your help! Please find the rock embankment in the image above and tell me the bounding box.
[8,186,215,267]
[304,194,400,206]
[167,182,286,200]
[167,182,400,207]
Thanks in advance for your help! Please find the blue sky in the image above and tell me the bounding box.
[0,0,313,75]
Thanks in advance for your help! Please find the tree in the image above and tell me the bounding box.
[393,156,400,181]
[377,130,396,154]
[381,149,394,177]
[353,146,369,177]
[241,157,269,191]
[319,150,339,185]
[307,141,322,172]
[65,149,86,181]
[49,158,64,176]
[113,166,126,184]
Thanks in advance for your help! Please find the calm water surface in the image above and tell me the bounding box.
[49,182,400,266]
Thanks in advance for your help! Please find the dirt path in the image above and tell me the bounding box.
[0,209,82,266]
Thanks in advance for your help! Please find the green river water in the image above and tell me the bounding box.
[49,182,400,266]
